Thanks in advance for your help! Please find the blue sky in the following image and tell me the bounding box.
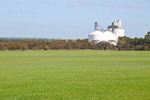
[0,0,150,39]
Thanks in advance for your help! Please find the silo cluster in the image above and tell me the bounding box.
[88,20,124,45]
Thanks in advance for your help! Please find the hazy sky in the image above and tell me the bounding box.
[0,0,150,39]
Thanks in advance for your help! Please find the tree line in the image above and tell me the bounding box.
[0,39,116,51]
[117,36,150,51]
[0,38,59,42]
[0,32,150,51]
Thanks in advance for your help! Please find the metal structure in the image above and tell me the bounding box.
[94,21,105,31]
[88,20,125,46]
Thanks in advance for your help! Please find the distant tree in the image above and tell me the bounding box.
[0,43,4,50]
[135,45,144,50]
[43,45,50,50]
[145,31,150,38]
[97,41,112,50]
[130,45,135,50]
[21,45,28,51]
[64,40,72,50]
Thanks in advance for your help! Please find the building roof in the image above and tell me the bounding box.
[108,24,124,29]
[108,20,124,29]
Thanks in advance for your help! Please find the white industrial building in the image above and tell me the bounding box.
[88,20,124,45]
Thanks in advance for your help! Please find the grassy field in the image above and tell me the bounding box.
[0,50,150,100]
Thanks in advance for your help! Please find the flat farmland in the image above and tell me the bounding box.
[0,50,150,100]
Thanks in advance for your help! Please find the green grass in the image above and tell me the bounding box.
[0,50,150,100]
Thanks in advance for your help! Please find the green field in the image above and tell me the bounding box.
[0,50,150,100]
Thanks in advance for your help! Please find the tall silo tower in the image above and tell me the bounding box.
[107,20,124,40]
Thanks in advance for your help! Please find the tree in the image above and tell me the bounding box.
[97,41,113,50]
[135,45,144,50]
[145,31,150,38]
[43,45,49,50]
[21,45,28,51]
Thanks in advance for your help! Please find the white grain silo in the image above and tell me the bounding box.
[107,20,124,40]
[88,20,124,46]
[104,31,117,45]
[88,30,106,43]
